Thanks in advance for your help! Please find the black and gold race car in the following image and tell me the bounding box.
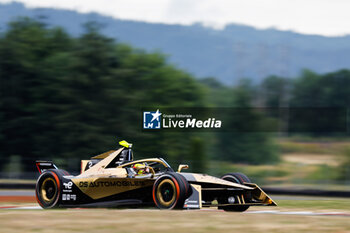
[35,140,276,211]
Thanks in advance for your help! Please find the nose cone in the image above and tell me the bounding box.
[179,172,254,190]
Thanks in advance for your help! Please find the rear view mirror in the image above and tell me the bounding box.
[177,164,189,172]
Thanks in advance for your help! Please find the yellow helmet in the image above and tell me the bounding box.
[133,163,145,169]
[133,163,147,175]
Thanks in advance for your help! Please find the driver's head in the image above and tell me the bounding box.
[133,163,147,175]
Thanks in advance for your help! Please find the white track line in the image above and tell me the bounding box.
[0,206,42,210]
[247,210,350,217]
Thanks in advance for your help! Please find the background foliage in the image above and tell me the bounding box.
[1,18,350,177]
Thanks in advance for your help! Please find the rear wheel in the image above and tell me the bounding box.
[220,172,251,212]
[36,169,69,209]
[152,173,191,209]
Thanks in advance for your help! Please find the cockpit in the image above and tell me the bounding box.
[120,159,174,178]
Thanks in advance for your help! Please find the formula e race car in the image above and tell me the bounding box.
[35,140,276,211]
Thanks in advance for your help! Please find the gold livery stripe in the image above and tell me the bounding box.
[72,178,154,200]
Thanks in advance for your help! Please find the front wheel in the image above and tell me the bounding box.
[152,173,191,209]
[220,172,251,212]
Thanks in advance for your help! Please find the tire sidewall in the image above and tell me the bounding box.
[36,170,62,209]
[152,173,190,209]
[221,174,241,184]
[221,172,251,184]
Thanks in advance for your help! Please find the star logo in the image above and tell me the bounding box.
[151,109,162,122]
[143,110,162,129]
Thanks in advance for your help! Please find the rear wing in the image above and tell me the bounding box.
[35,161,58,174]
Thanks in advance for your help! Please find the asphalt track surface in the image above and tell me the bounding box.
[0,205,349,217]
[0,190,34,196]
[1,190,349,217]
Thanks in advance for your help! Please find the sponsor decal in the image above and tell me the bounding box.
[63,181,73,192]
[63,181,73,189]
[62,194,76,201]
[79,180,146,188]
[184,200,200,208]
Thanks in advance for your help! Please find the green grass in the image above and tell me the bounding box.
[278,139,350,155]
[275,199,350,211]
[206,137,350,186]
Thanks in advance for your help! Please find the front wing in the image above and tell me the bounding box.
[184,183,277,209]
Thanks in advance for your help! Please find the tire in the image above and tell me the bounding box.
[220,172,251,212]
[35,169,69,209]
[221,172,251,184]
[152,172,191,209]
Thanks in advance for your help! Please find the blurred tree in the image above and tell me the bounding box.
[290,70,324,107]
[290,69,350,136]
[112,45,205,162]
[199,77,232,107]
[289,69,350,107]
[217,79,278,164]
[0,18,53,171]
[3,155,23,179]
[320,69,350,107]
[260,75,290,107]
[0,18,205,172]
[189,137,206,173]
[55,22,120,164]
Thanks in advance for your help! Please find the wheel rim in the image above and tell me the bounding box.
[40,177,57,203]
[156,179,176,207]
